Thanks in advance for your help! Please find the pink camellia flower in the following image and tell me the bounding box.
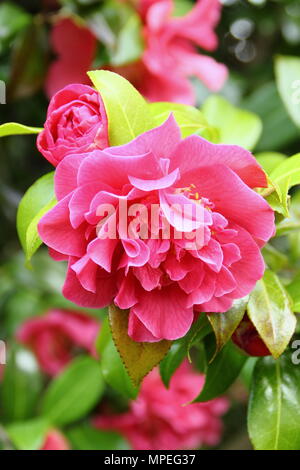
[137,0,228,104]
[46,18,96,98]
[17,309,100,376]
[37,84,109,166]
[93,362,229,450]
[38,115,274,342]
[40,430,70,450]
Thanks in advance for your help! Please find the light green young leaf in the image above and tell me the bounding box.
[248,353,300,450]
[247,270,296,359]
[202,95,262,150]
[88,70,154,146]
[6,418,49,450]
[0,122,42,137]
[16,172,56,263]
[275,55,300,128]
[150,102,218,141]
[255,152,286,175]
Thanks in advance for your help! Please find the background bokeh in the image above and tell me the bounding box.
[1,0,300,450]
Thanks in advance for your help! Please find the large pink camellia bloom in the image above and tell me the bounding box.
[38,115,274,342]
[138,0,228,104]
[93,362,229,450]
[17,309,100,376]
[38,84,109,167]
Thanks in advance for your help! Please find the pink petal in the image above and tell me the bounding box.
[38,194,87,257]
[170,135,267,189]
[131,285,193,340]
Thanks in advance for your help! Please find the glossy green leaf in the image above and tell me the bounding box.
[275,55,300,128]
[247,270,296,359]
[16,172,56,262]
[88,70,154,146]
[1,345,43,422]
[6,418,49,451]
[194,340,247,402]
[97,318,138,399]
[41,356,104,426]
[150,102,218,141]
[109,304,171,386]
[202,95,262,150]
[0,122,42,137]
[66,423,127,450]
[248,353,300,450]
[160,315,211,388]
[207,297,248,361]
[255,152,286,176]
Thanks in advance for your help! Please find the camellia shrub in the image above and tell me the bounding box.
[2,0,300,453]
[1,60,300,450]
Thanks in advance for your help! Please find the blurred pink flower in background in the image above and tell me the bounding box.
[93,362,229,450]
[138,0,228,104]
[40,430,70,450]
[46,0,227,104]
[46,18,96,98]
[38,84,108,166]
[17,309,100,376]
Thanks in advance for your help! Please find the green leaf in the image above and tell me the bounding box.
[41,356,104,426]
[16,172,56,263]
[97,318,138,399]
[88,70,154,146]
[88,1,144,67]
[262,243,289,272]
[248,353,300,450]
[202,95,262,150]
[66,423,127,450]
[242,82,299,152]
[269,153,300,215]
[247,270,296,359]
[255,152,286,176]
[0,3,31,46]
[109,304,171,386]
[207,297,248,361]
[0,122,42,137]
[110,15,144,66]
[1,345,43,422]
[6,418,49,451]
[286,273,300,313]
[149,102,218,141]
[193,340,246,402]
[275,55,300,128]
[159,315,211,388]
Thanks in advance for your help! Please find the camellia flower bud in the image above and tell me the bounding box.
[37,84,109,166]
[232,314,271,357]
